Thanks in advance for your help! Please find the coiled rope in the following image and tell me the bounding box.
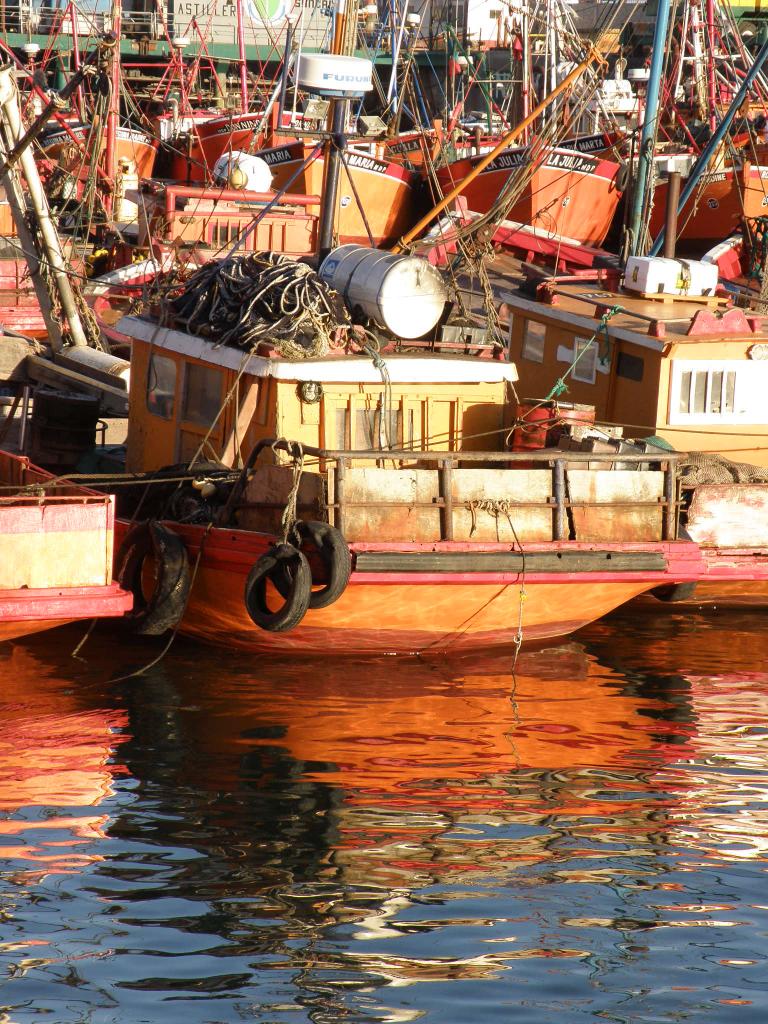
[170,252,350,358]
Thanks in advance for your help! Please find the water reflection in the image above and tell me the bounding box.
[0,614,765,1022]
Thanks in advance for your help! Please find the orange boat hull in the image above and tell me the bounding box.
[40,124,157,180]
[259,140,421,248]
[435,146,622,246]
[127,523,703,655]
[651,164,768,248]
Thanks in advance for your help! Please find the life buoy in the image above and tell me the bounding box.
[275,521,351,610]
[116,521,191,635]
[244,542,311,632]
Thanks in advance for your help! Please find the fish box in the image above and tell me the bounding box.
[623,256,718,297]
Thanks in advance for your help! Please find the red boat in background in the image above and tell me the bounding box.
[434,140,624,248]
[0,451,131,642]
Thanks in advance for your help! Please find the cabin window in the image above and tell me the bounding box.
[571,336,597,384]
[668,360,767,424]
[332,397,402,450]
[521,321,545,363]
[146,353,177,419]
[616,351,644,382]
[678,368,736,416]
[182,362,223,427]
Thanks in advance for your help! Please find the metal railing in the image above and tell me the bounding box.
[222,439,682,543]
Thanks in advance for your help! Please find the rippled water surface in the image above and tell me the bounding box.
[1,609,767,1022]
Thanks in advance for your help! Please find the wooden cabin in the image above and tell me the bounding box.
[122,315,518,474]
[500,265,768,466]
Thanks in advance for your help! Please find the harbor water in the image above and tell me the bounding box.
[1,609,766,1022]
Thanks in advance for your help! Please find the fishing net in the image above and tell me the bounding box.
[170,252,350,358]
[679,450,768,486]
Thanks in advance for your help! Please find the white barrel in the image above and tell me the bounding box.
[212,152,273,192]
[319,245,448,339]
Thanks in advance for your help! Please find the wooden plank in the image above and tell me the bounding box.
[221,378,261,468]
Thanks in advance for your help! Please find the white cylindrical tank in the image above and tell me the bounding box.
[212,152,273,192]
[319,245,448,339]
[297,54,373,97]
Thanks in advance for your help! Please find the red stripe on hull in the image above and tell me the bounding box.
[0,583,131,628]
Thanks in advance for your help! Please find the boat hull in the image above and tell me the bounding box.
[40,123,157,180]
[651,164,768,249]
[259,140,421,248]
[125,523,703,655]
[435,145,622,247]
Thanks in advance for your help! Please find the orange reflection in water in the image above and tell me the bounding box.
[0,643,129,883]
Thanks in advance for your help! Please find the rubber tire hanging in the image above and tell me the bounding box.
[244,542,312,632]
[274,521,351,610]
[116,521,192,636]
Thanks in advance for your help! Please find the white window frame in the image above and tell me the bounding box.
[668,359,766,425]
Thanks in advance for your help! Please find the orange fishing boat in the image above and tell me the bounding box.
[39,121,157,181]
[257,138,422,248]
[650,156,768,250]
[106,249,711,655]
[434,140,624,247]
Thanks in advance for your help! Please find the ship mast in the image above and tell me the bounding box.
[104,0,122,215]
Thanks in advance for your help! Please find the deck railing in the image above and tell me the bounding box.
[223,439,682,543]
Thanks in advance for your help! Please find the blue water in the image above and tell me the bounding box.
[0,608,766,1022]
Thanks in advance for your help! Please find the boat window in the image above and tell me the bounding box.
[678,369,736,416]
[146,353,177,420]
[571,337,597,384]
[182,362,223,426]
[355,406,400,449]
[521,321,545,363]
[616,351,644,382]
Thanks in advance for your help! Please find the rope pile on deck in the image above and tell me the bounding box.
[169,252,350,358]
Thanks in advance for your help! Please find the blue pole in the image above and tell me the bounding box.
[650,36,768,257]
[627,0,673,258]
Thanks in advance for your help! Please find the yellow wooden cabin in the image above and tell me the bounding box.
[502,276,768,466]
[121,316,519,474]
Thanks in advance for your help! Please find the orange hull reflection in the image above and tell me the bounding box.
[0,644,128,882]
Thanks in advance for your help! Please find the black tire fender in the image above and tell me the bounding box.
[651,582,698,603]
[275,521,352,610]
[116,521,191,635]
[244,542,312,632]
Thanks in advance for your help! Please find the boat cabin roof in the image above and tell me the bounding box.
[498,277,767,349]
[118,315,520,384]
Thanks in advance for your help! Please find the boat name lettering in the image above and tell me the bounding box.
[560,134,607,153]
[544,151,597,174]
[260,148,296,166]
[699,171,727,183]
[486,150,527,172]
[389,138,420,155]
[347,153,388,173]
[214,119,263,135]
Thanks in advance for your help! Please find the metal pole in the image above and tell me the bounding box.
[276,19,295,128]
[663,170,682,259]
[317,98,348,262]
[626,0,673,258]
[0,66,89,349]
[236,0,248,112]
[651,36,768,256]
